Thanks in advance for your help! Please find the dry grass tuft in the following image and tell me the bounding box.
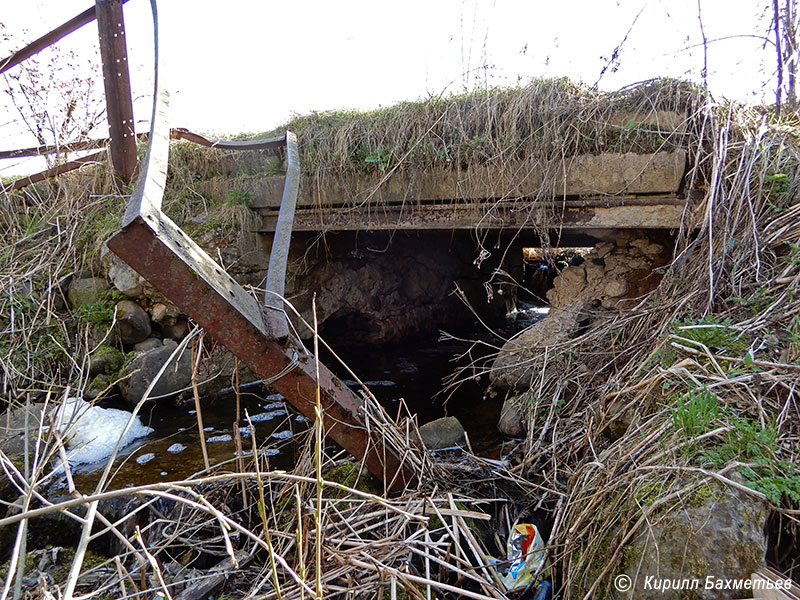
[464,103,800,595]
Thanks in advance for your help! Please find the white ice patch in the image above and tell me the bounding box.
[238,448,280,457]
[136,453,155,465]
[261,401,286,411]
[248,409,287,422]
[206,434,232,443]
[271,430,292,440]
[54,398,153,466]
[167,443,186,454]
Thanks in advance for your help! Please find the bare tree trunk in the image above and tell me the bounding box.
[773,0,799,115]
[774,0,784,115]
[785,0,797,111]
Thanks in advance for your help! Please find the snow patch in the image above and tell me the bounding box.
[54,398,153,466]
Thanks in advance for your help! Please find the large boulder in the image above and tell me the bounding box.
[616,480,768,599]
[490,303,588,390]
[115,300,152,345]
[118,339,192,406]
[67,276,108,309]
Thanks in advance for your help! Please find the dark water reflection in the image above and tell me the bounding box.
[66,302,547,491]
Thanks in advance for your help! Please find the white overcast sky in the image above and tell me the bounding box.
[0,0,775,174]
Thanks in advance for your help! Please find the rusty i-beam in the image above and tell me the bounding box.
[106,1,414,491]
[96,0,138,183]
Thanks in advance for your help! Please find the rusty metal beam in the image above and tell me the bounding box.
[0,2,129,75]
[106,0,413,490]
[107,214,414,490]
[257,199,691,232]
[96,0,137,184]
[2,150,108,192]
[170,128,287,152]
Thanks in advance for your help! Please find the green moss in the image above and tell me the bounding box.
[93,344,125,376]
[323,461,382,498]
[0,553,37,579]
[685,481,723,509]
[74,289,124,327]
[687,555,709,578]
[621,543,644,569]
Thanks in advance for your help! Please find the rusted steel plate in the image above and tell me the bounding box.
[258,198,690,232]
[106,0,413,490]
[107,215,414,490]
[2,150,108,192]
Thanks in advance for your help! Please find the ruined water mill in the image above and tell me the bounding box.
[3,75,799,600]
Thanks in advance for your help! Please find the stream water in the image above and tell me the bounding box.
[65,301,549,491]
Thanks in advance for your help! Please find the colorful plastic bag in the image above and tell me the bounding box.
[500,523,545,592]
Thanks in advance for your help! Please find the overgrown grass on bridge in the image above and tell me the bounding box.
[172,77,703,184]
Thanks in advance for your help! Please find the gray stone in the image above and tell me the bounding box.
[490,304,587,390]
[102,244,146,298]
[603,279,628,298]
[150,302,179,326]
[0,403,47,460]
[115,300,152,345]
[418,416,466,450]
[545,238,666,309]
[616,480,768,600]
[88,344,124,377]
[133,337,163,353]
[162,319,190,341]
[88,322,121,349]
[72,269,93,280]
[498,397,525,437]
[67,277,108,309]
[118,339,192,406]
